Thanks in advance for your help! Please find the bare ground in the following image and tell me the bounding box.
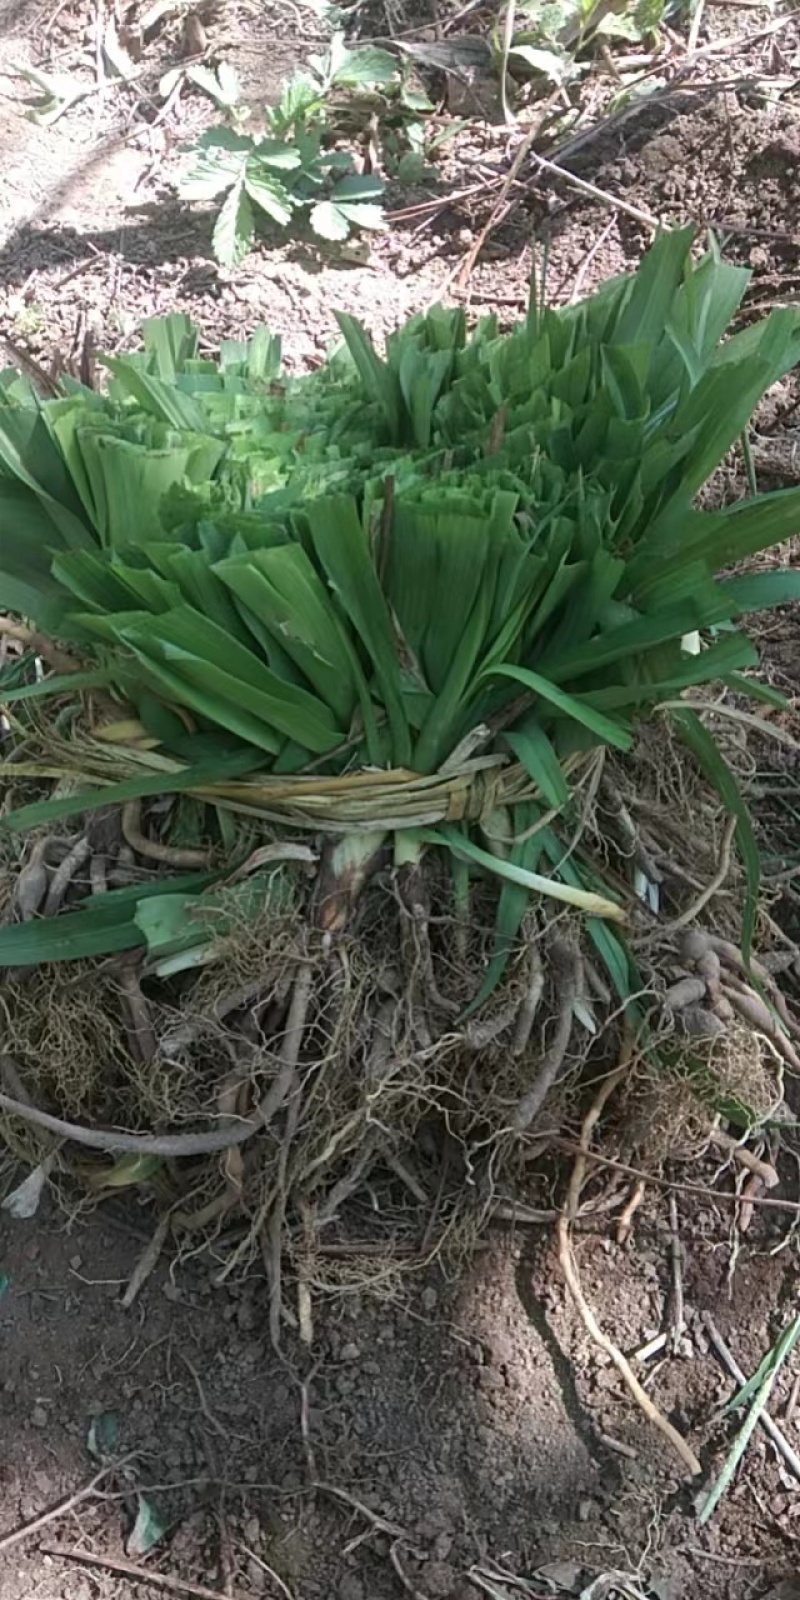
[4,1,800,1597]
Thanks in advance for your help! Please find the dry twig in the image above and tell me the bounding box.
[702,1313,800,1483]
[390,1541,432,1600]
[616,1179,645,1245]
[315,1482,406,1539]
[667,1193,685,1354]
[555,1140,800,1215]
[558,1039,702,1478]
[42,1545,234,1600]
[0,1461,132,1555]
[530,151,659,232]
[452,87,563,291]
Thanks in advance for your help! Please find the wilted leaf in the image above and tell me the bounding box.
[159,65,182,96]
[186,61,242,107]
[87,1412,119,1461]
[78,1154,162,1190]
[138,0,182,28]
[103,17,139,81]
[128,1494,169,1556]
[397,151,428,182]
[1,1153,58,1219]
[536,1558,584,1589]
[179,136,250,202]
[10,59,92,124]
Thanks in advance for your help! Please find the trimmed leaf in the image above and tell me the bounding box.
[0,872,217,965]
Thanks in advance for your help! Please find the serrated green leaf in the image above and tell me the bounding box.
[244,168,293,225]
[212,179,254,267]
[335,201,386,231]
[310,199,350,240]
[251,139,303,171]
[332,173,385,202]
[330,44,399,85]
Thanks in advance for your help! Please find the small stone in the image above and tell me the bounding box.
[338,1576,365,1600]
[478,1367,503,1391]
[419,1561,458,1598]
[421,1287,438,1312]
[578,1498,595,1522]
[162,1282,180,1303]
[243,1516,261,1547]
[69,1255,82,1271]
[340,1342,360,1362]
[31,1405,48,1428]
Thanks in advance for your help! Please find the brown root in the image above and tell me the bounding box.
[511,936,581,1130]
[0,703,795,1306]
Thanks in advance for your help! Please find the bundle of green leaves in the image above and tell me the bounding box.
[2,227,800,986]
[176,34,400,262]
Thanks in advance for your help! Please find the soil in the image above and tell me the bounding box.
[4,0,800,1596]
